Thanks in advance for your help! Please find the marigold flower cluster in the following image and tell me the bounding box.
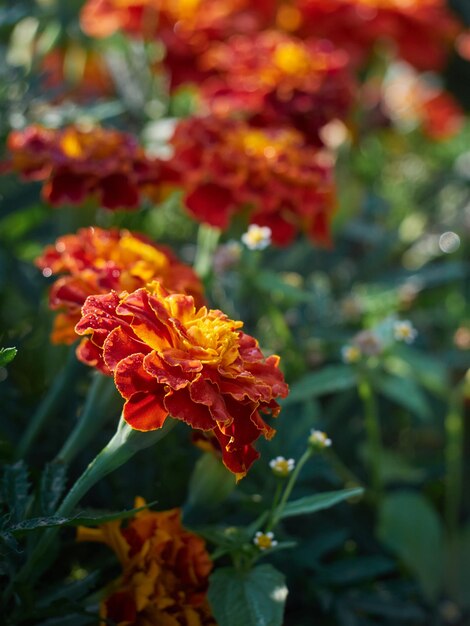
[5,125,162,210]
[78,499,216,626]
[80,0,272,87]
[295,0,461,72]
[164,115,336,246]
[75,282,289,477]
[201,30,354,145]
[35,227,203,347]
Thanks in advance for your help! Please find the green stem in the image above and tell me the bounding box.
[270,448,312,529]
[55,373,118,464]
[193,223,221,280]
[16,416,175,586]
[444,386,464,537]
[265,482,283,533]
[16,347,82,460]
[358,377,383,503]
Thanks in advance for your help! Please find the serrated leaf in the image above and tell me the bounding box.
[280,487,363,520]
[1,461,30,522]
[283,365,357,404]
[0,347,17,367]
[40,463,68,516]
[378,491,444,600]
[208,565,287,626]
[373,373,432,421]
[8,501,157,535]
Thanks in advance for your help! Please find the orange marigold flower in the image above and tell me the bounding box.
[201,31,355,145]
[77,498,216,626]
[75,282,288,477]
[5,125,162,210]
[36,227,204,349]
[294,0,461,72]
[80,0,275,88]
[164,115,336,246]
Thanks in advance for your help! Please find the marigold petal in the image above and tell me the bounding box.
[163,387,215,430]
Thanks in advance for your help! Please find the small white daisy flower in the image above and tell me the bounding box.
[269,456,295,478]
[341,344,361,363]
[241,224,272,250]
[308,429,332,450]
[253,531,278,550]
[393,320,418,344]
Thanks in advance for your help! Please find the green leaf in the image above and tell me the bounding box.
[283,365,357,404]
[378,491,444,600]
[8,501,157,535]
[40,463,68,516]
[373,373,432,421]
[0,346,17,367]
[186,452,235,510]
[1,461,30,523]
[280,487,363,520]
[208,565,287,626]
[392,345,449,395]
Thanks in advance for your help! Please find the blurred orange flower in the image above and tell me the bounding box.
[75,283,288,477]
[41,46,114,102]
[5,125,162,209]
[294,0,460,72]
[77,498,216,626]
[80,0,274,87]
[36,227,204,349]
[164,115,336,246]
[201,30,354,145]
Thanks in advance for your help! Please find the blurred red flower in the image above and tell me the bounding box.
[294,0,461,72]
[164,115,336,246]
[80,0,275,88]
[78,498,216,626]
[36,227,204,348]
[201,30,355,145]
[75,283,288,477]
[5,125,162,209]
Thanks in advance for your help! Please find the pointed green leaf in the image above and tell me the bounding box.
[0,347,17,367]
[280,487,363,520]
[374,373,431,421]
[208,565,287,626]
[283,365,357,404]
[378,491,444,601]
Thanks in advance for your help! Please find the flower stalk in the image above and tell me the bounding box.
[193,223,221,280]
[17,416,175,585]
[55,372,119,464]
[358,376,383,503]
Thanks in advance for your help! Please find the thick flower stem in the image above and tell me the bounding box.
[445,385,465,537]
[16,347,82,460]
[55,373,119,465]
[16,416,175,586]
[193,223,221,281]
[270,448,312,529]
[358,377,383,504]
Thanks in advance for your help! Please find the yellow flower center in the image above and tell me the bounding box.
[273,42,311,76]
[182,310,243,367]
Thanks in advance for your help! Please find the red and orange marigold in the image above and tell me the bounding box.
[78,498,216,626]
[75,282,288,477]
[164,115,336,246]
[201,30,354,145]
[294,0,461,72]
[5,125,162,209]
[36,227,204,346]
